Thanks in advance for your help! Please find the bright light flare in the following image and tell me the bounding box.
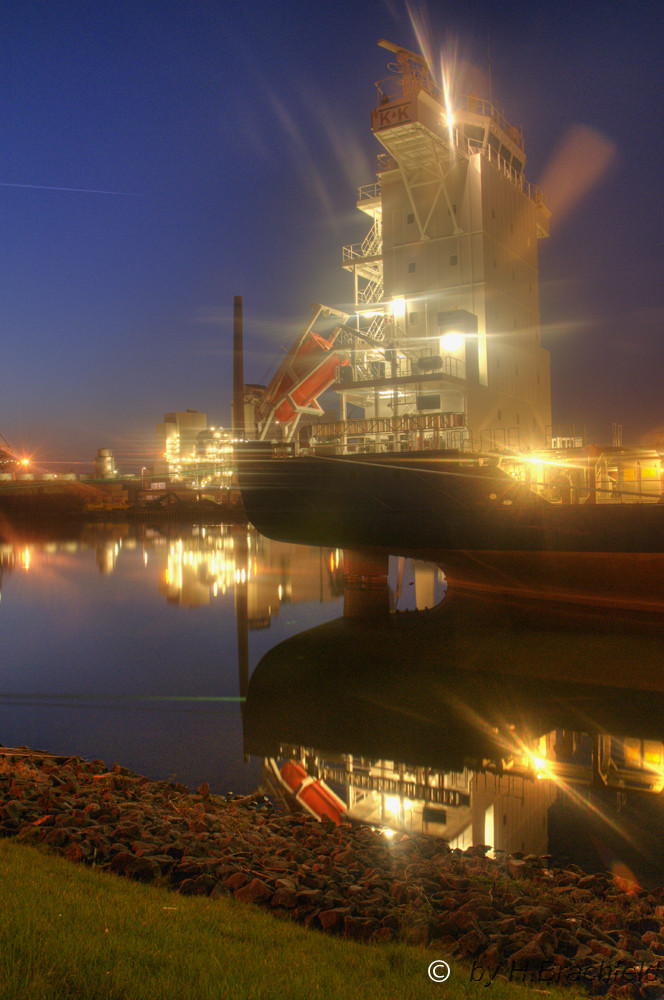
[440,331,464,353]
[391,296,406,319]
[538,125,616,226]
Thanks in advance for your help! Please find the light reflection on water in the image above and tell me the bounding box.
[0,524,345,792]
[3,523,664,883]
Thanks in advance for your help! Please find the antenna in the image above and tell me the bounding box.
[487,28,493,105]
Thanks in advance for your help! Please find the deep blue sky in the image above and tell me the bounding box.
[1,0,662,469]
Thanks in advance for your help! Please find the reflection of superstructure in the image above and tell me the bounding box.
[268,745,556,854]
[245,548,664,866]
[269,726,664,852]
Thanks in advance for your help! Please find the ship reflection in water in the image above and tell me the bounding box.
[243,547,664,884]
[3,523,664,882]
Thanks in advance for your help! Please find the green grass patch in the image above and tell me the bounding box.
[0,840,587,1000]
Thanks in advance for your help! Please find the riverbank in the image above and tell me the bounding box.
[2,746,664,995]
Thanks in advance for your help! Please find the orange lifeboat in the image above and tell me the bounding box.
[277,759,346,825]
[262,331,349,427]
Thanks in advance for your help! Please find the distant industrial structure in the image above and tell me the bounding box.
[155,410,234,486]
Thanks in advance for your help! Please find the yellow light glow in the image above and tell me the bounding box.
[440,331,464,353]
[391,297,406,319]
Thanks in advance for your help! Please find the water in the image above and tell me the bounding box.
[2,522,664,883]
[0,524,346,793]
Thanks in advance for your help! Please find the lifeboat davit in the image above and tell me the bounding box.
[263,331,349,427]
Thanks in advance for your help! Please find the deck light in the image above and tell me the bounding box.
[440,331,464,353]
[391,296,406,320]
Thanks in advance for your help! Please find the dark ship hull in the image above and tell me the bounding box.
[237,448,664,554]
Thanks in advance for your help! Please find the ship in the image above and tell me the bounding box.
[236,42,664,566]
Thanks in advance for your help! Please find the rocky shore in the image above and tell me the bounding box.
[3,746,664,995]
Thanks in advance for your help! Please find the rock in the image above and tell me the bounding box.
[343,916,380,941]
[108,851,135,875]
[508,939,546,968]
[125,857,160,882]
[234,879,273,905]
[179,875,218,896]
[318,909,344,931]
[271,888,299,909]
[455,928,488,956]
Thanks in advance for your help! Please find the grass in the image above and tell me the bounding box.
[0,839,589,1000]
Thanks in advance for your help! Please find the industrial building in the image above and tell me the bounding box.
[155,409,233,486]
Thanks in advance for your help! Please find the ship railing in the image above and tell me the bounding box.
[357,181,381,201]
[342,234,383,265]
[357,275,384,303]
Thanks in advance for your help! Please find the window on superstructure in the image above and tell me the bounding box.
[409,312,418,324]
[408,262,416,272]
[407,212,415,224]
[449,254,458,266]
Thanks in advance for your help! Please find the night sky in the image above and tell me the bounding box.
[2,0,662,470]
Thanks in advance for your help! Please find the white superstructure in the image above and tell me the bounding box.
[329,40,552,454]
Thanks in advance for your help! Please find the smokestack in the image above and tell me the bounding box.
[232,295,245,437]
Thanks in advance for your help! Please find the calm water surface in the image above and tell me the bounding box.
[0,524,348,792]
[3,522,664,882]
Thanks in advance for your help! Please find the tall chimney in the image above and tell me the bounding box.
[232,295,245,437]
